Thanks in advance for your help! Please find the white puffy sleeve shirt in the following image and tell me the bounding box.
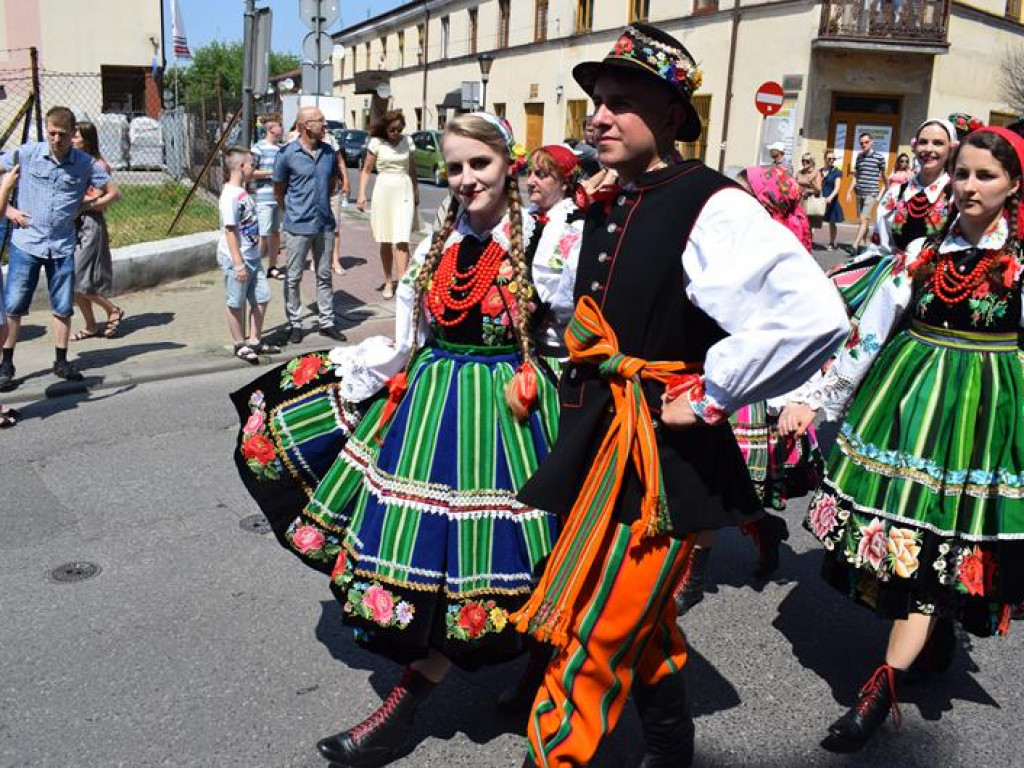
[682,187,850,422]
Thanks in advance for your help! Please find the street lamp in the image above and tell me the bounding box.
[477,53,494,111]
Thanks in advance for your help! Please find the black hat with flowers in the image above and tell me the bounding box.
[572,23,704,142]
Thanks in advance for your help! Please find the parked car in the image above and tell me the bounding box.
[334,129,370,168]
[411,130,447,186]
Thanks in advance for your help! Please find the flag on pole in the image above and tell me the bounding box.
[172,0,193,60]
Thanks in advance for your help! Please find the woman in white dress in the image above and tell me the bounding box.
[357,110,419,299]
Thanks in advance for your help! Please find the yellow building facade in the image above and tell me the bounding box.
[332,0,1024,218]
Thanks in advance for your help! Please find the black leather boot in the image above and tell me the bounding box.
[634,671,695,768]
[674,547,710,616]
[823,664,902,752]
[747,512,790,580]
[317,668,435,767]
[497,643,552,714]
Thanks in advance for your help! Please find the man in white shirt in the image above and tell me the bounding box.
[516,22,848,768]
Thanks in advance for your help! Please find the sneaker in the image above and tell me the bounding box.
[319,327,348,342]
[53,360,84,381]
[0,361,16,392]
[288,326,304,344]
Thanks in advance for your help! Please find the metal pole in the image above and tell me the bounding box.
[315,0,323,108]
[717,0,741,172]
[241,0,256,145]
[482,80,488,112]
[29,46,43,141]
[421,1,430,128]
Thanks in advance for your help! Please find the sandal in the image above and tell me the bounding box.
[103,307,125,339]
[267,266,286,280]
[71,328,99,342]
[253,341,282,355]
[234,343,260,365]
[382,282,395,300]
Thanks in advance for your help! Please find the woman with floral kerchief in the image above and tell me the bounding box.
[740,163,813,252]
[786,126,1024,752]
[829,118,955,317]
[673,162,821,612]
[230,113,578,767]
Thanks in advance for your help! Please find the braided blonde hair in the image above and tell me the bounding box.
[503,174,535,363]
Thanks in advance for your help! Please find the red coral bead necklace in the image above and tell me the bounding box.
[426,239,507,327]
[931,248,997,305]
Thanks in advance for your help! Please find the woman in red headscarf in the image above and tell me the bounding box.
[786,125,1024,751]
[524,144,585,366]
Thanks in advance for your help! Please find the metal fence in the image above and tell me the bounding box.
[1,48,234,257]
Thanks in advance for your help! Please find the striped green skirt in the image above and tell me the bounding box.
[806,323,1024,636]
[243,341,562,666]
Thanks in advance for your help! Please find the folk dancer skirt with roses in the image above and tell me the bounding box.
[805,323,1024,637]
[233,341,562,667]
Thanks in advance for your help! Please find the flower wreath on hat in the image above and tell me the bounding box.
[612,27,703,96]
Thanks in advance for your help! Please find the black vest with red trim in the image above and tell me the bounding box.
[519,160,761,536]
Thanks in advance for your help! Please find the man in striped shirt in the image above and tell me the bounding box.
[251,121,284,279]
[845,132,886,252]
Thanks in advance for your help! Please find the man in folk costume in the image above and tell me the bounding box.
[512,24,849,767]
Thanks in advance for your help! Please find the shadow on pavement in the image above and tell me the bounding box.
[338,255,369,270]
[15,323,48,342]
[14,382,137,419]
[111,310,176,336]
[74,341,187,369]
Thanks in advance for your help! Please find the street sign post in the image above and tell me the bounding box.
[298,0,338,101]
[755,81,784,117]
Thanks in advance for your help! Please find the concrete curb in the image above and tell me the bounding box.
[111,230,219,293]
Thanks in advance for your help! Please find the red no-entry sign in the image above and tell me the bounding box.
[755,81,784,117]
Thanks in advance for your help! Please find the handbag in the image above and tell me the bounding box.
[804,194,827,217]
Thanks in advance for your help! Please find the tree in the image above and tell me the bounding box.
[999,45,1024,118]
[169,42,299,122]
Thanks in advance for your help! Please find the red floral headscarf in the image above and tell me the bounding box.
[744,165,812,252]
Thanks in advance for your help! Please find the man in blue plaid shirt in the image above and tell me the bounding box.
[0,106,119,390]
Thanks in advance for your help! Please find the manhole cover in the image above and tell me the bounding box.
[239,514,272,535]
[50,561,102,583]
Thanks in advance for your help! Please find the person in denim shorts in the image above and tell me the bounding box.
[0,106,120,391]
[218,147,279,364]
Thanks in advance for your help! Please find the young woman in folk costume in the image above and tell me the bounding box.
[673,163,823,613]
[230,112,579,767]
[785,126,1024,751]
[829,117,955,316]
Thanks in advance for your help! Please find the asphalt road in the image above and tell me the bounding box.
[1,369,1022,768]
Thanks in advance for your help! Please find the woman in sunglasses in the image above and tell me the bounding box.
[820,150,844,250]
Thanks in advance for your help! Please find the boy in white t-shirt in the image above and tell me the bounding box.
[218,147,278,363]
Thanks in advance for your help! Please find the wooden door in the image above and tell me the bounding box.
[828,104,901,221]
[525,104,544,152]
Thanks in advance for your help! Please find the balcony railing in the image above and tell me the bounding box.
[818,0,951,45]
